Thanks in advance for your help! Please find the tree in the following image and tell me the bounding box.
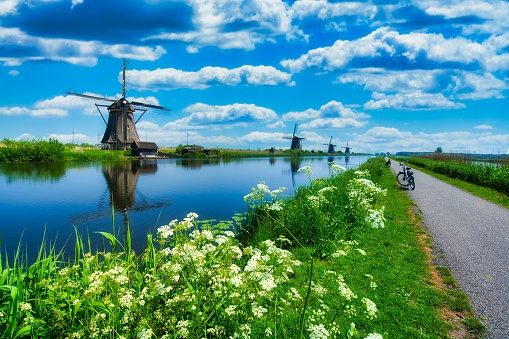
[435,146,443,153]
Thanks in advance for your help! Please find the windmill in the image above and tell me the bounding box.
[323,136,336,154]
[342,142,353,154]
[283,123,305,150]
[66,59,171,151]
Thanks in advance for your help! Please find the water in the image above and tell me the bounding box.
[0,156,369,262]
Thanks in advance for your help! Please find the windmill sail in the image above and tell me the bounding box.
[66,59,170,151]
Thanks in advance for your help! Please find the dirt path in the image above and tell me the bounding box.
[391,162,509,339]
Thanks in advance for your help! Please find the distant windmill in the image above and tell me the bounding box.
[342,142,353,154]
[323,136,336,154]
[66,59,171,151]
[283,123,305,150]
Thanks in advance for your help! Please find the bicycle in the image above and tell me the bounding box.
[397,161,415,190]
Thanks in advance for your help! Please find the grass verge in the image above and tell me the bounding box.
[404,162,509,210]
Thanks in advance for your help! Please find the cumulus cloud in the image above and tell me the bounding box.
[0,27,166,66]
[364,92,465,110]
[146,0,303,51]
[283,100,370,129]
[0,106,67,117]
[0,0,18,16]
[474,124,493,130]
[162,103,278,130]
[0,106,30,116]
[352,126,509,154]
[280,27,509,73]
[291,0,377,20]
[8,69,19,76]
[338,68,444,93]
[127,65,294,90]
[416,0,509,34]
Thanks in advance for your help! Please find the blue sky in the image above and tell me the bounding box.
[1,0,508,154]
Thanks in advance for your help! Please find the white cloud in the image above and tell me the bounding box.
[352,126,509,154]
[8,69,19,76]
[338,68,442,93]
[416,0,509,35]
[160,103,278,130]
[266,120,286,129]
[0,106,30,116]
[281,27,509,73]
[282,100,370,128]
[364,92,466,110]
[474,124,493,130]
[0,0,18,16]
[452,71,507,100]
[291,0,377,20]
[127,65,294,90]
[146,0,304,50]
[0,27,166,66]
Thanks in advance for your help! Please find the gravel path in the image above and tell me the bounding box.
[390,161,509,339]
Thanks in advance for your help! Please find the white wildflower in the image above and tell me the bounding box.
[19,302,32,312]
[364,334,383,339]
[137,328,153,339]
[308,323,330,339]
[362,297,378,319]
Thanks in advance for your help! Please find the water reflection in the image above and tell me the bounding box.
[0,162,68,183]
[102,160,158,211]
[176,158,221,169]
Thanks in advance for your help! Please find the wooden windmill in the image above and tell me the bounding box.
[323,136,336,154]
[66,59,171,151]
[283,123,305,150]
[342,141,353,154]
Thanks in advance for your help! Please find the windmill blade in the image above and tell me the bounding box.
[131,101,172,111]
[293,124,297,137]
[66,91,116,102]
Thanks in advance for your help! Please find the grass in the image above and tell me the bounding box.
[402,158,509,210]
[0,157,485,338]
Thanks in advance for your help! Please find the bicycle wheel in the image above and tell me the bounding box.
[397,172,408,186]
[409,177,415,190]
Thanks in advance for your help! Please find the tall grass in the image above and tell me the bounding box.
[406,157,509,195]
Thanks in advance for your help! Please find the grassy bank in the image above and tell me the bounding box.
[400,157,509,209]
[0,158,482,338]
[0,139,129,162]
[404,156,509,196]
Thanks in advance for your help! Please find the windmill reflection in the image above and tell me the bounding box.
[71,160,170,231]
[102,160,158,212]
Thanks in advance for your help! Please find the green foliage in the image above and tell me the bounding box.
[0,139,65,162]
[241,161,387,257]
[0,139,128,163]
[407,157,509,195]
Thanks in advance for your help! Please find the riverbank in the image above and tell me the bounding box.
[0,157,482,338]
[0,139,369,163]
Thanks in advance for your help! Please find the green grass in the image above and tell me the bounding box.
[0,157,484,338]
[403,158,509,210]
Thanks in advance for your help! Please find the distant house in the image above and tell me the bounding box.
[132,141,158,157]
[182,144,210,155]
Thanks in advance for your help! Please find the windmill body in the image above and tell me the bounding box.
[323,136,336,154]
[101,99,140,149]
[283,123,305,150]
[67,59,170,151]
[342,142,353,154]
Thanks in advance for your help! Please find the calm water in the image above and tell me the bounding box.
[0,156,369,262]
